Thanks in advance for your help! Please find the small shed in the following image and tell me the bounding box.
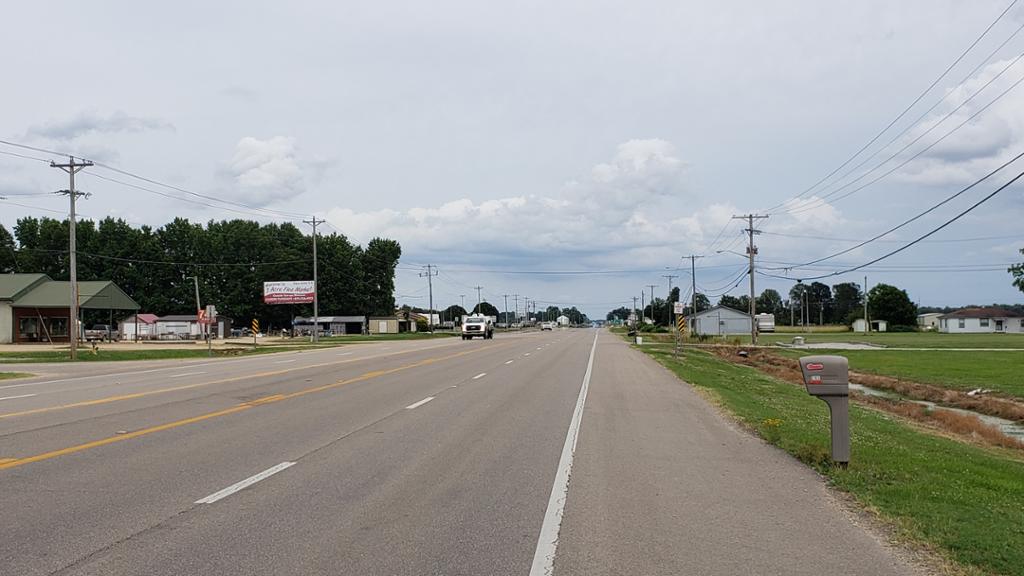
[293,315,366,336]
[155,314,232,339]
[852,318,888,333]
[556,315,570,327]
[120,313,160,340]
[687,306,753,336]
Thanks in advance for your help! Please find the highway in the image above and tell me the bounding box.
[0,330,923,575]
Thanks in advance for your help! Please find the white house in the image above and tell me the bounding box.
[939,307,1024,334]
[556,315,570,327]
[687,306,752,336]
[917,313,943,331]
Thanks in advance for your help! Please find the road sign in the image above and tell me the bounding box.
[252,319,260,333]
[676,316,686,333]
[673,302,685,315]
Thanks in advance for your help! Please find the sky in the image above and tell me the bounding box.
[2,0,1023,319]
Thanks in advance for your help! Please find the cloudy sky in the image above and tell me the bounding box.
[2,0,1023,318]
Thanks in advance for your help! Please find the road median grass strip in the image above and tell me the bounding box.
[0,372,32,381]
[636,343,1024,576]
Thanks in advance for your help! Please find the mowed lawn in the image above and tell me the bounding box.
[775,349,1024,399]
[766,331,1024,349]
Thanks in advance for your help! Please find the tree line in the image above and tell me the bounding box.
[406,302,591,325]
[607,281,922,328]
[0,217,401,331]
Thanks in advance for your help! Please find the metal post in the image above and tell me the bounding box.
[191,275,202,341]
[863,275,869,334]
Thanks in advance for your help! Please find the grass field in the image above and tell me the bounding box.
[636,342,1024,576]
[769,331,1024,349]
[773,349,1024,399]
[0,372,31,380]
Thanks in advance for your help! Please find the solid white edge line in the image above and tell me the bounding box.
[405,396,435,410]
[0,393,36,401]
[529,330,599,576]
[472,373,486,380]
[195,461,296,504]
[272,359,296,364]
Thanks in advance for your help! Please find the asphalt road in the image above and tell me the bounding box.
[0,330,922,575]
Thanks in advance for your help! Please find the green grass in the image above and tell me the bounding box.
[769,331,1024,349]
[637,342,1024,576]
[774,349,1024,399]
[0,372,32,380]
[0,345,332,363]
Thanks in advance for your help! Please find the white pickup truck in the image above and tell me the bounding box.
[461,316,494,340]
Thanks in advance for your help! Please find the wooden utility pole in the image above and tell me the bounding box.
[303,217,325,342]
[733,214,768,345]
[52,157,93,360]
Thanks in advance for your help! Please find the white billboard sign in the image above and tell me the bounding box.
[263,281,315,304]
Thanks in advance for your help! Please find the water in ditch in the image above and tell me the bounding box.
[849,383,1024,440]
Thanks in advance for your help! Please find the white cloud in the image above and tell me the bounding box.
[27,110,173,141]
[328,139,703,265]
[223,136,305,206]
[893,57,1024,186]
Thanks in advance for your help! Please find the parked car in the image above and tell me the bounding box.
[85,324,118,342]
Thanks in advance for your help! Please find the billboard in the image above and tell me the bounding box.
[263,281,315,304]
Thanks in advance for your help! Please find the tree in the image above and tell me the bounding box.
[682,293,710,316]
[0,224,16,273]
[1011,248,1024,293]
[607,307,631,322]
[473,301,499,317]
[756,289,783,319]
[718,295,743,310]
[544,305,561,321]
[832,282,863,324]
[806,282,833,324]
[442,305,467,323]
[362,238,402,317]
[868,283,917,327]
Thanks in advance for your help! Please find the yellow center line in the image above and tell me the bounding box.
[0,341,460,421]
[0,344,500,472]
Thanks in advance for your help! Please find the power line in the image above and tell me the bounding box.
[778,66,1024,216]
[767,166,1024,281]
[768,0,1021,212]
[759,230,1022,244]
[764,149,1024,270]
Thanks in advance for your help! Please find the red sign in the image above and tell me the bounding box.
[805,363,824,371]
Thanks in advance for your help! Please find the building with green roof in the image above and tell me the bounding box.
[0,273,140,344]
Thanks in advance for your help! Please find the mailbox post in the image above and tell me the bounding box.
[798,355,850,467]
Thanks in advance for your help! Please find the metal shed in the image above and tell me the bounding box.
[687,306,753,336]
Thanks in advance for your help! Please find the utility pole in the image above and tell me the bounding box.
[640,291,645,325]
[682,255,702,332]
[733,214,769,345]
[503,294,509,327]
[474,286,483,313]
[662,274,678,325]
[864,275,869,335]
[646,284,657,324]
[513,294,519,328]
[303,217,325,342]
[632,296,639,327]
[52,157,93,360]
[419,265,438,331]
[189,275,204,344]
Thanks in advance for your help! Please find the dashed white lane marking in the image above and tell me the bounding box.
[0,393,36,401]
[195,462,296,504]
[272,360,296,364]
[529,330,599,576]
[472,373,486,380]
[405,396,435,410]
[337,352,353,356]
[524,353,531,356]
[536,347,543,350]
[505,360,514,365]
[169,371,207,378]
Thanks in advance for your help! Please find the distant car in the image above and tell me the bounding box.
[461,316,494,340]
[540,322,554,331]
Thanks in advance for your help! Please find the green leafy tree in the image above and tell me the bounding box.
[1011,249,1024,293]
[832,282,863,324]
[362,238,402,317]
[607,307,631,321]
[868,283,917,327]
[473,301,500,316]
[443,304,467,322]
[682,293,710,316]
[0,224,17,273]
[718,295,743,309]
[756,289,783,319]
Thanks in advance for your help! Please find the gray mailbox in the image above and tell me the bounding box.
[799,355,850,466]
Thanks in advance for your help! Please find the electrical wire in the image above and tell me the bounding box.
[766,0,1021,212]
[765,166,1024,281]
[759,230,1023,244]
[763,149,1024,270]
